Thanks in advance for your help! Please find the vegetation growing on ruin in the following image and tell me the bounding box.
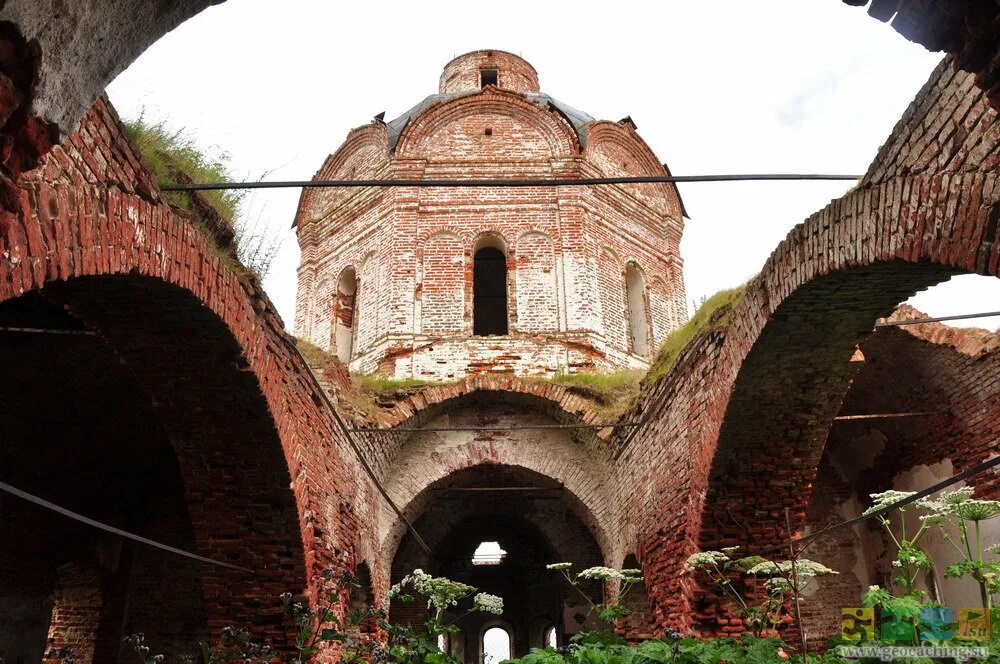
[644,282,749,385]
[125,115,280,279]
[353,374,453,396]
[540,369,645,419]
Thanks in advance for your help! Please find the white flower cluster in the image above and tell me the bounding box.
[684,550,731,570]
[764,577,793,593]
[916,488,1000,522]
[546,562,573,571]
[389,569,476,612]
[863,490,916,516]
[747,559,838,588]
[473,593,504,615]
[578,566,628,582]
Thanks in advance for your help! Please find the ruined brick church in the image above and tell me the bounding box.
[294,50,687,380]
[2,3,1000,663]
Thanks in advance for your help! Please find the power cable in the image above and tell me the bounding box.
[876,311,1000,327]
[286,340,432,555]
[350,422,638,434]
[0,479,254,573]
[753,452,1000,558]
[162,173,862,192]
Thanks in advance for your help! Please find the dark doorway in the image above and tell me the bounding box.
[473,247,509,336]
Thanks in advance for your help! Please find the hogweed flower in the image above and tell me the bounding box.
[578,566,626,582]
[952,499,1000,522]
[684,550,731,570]
[473,592,504,615]
[747,559,838,587]
[864,490,916,515]
[546,562,573,571]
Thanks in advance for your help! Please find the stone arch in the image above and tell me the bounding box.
[472,233,511,336]
[515,231,558,333]
[387,465,607,656]
[481,620,514,663]
[620,59,1000,635]
[395,88,580,159]
[421,231,465,333]
[293,123,390,227]
[584,121,682,218]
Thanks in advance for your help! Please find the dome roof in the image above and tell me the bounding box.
[386,91,595,151]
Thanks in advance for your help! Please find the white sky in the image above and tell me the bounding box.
[106,0,1000,332]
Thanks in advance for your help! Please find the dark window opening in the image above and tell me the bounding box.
[480,68,498,88]
[484,127,493,136]
[473,246,508,336]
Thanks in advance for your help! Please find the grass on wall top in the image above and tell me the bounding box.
[124,116,242,226]
[644,283,749,385]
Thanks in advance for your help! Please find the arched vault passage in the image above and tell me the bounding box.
[606,59,1000,636]
[0,97,374,646]
[696,59,1000,550]
[0,277,308,653]
[377,390,620,574]
[388,465,608,657]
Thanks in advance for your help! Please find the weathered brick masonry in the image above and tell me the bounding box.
[0,97,384,658]
[294,51,687,380]
[801,306,1000,640]
[609,57,1000,636]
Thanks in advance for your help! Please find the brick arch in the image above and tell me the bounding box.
[394,88,580,159]
[0,98,374,649]
[379,454,616,581]
[374,375,607,430]
[623,59,1000,634]
[374,382,620,568]
[695,76,1000,549]
[601,59,1000,636]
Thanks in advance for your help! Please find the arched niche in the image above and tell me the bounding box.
[334,267,358,362]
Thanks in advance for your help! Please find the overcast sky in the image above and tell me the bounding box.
[106,0,1000,332]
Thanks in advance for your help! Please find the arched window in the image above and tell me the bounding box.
[625,263,649,356]
[334,267,357,362]
[483,626,512,664]
[473,239,509,336]
[544,625,558,648]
